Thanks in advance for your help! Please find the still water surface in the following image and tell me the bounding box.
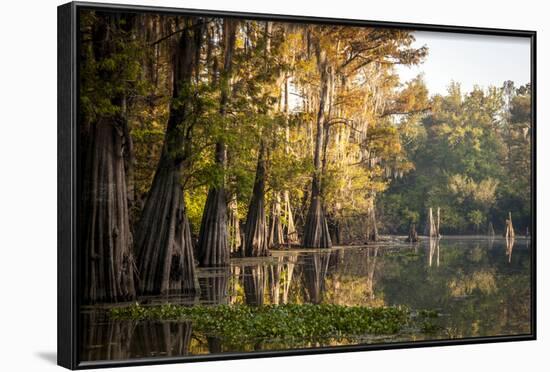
[80,236,531,362]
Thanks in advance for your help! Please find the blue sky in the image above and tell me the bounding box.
[396,31,531,95]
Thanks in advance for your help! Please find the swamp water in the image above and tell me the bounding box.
[80,236,531,362]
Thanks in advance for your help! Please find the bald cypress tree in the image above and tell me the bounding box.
[135,18,203,296]
[197,19,237,267]
[79,12,137,303]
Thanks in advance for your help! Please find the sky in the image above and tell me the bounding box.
[395,31,531,96]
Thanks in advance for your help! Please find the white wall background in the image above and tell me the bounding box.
[0,0,546,370]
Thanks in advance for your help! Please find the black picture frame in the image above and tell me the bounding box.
[58,1,537,369]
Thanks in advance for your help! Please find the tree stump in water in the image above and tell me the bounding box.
[427,207,441,238]
[406,223,419,242]
[504,212,515,239]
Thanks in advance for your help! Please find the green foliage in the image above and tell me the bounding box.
[80,12,150,123]
[379,83,531,234]
[467,210,485,231]
[110,303,412,342]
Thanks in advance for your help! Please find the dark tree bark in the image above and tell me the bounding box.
[80,13,137,304]
[406,223,419,243]
[197,20,237,267]
[197,182,229,266]
[135,19,203,296]
[243,141,270,257]
[81,117,137,303]
[303,44,332,248]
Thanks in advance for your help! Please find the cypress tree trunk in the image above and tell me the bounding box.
[366,201,379,242]
[227,194,241,254]
[283,190,299,245]
[282,78,299,245]
[81,118,137,303]
[243,141,270,256]
[80,13,136,304]
[197,175,229,266]
[268,192,284,248]
[135,19,202,296]
[303,44,332,248]
[243,22,273,257]
[197,20,237,266]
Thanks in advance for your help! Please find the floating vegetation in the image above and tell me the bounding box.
[111,303,420,343]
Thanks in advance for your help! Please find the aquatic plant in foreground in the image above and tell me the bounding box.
[110,303,420,343]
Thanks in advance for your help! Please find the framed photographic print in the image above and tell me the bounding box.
[57,1,536,369]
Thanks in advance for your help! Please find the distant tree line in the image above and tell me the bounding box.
[379,81,532,235]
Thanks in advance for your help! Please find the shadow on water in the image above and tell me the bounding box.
[79,237,532,362]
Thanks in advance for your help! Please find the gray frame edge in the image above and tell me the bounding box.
[58,2,78,370]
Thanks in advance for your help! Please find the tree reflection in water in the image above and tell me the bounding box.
[199,267,230,305]
[80,312,134,361]
[427,238,440,267]
[301,251,333,304]
[132,321,193,358]
[506,237,515,263]
[244,264,267,306]
[80,313,193,360]
[80,238,532,361]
